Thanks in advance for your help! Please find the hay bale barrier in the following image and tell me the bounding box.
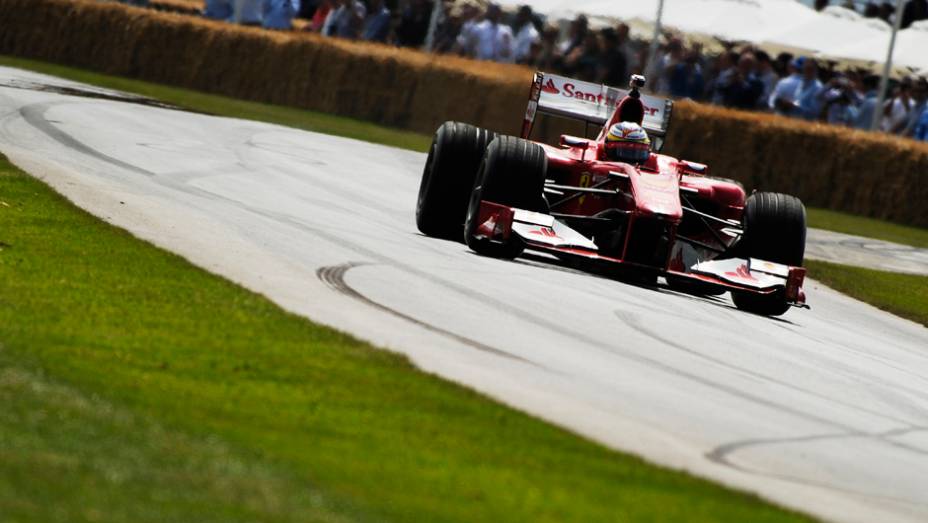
[1,0,925,226]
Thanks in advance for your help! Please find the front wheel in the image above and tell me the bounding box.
[731,192,806,316]
[416,122,497,240]
[464,136,547,259]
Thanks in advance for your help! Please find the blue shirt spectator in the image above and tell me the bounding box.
[263,0,299,29]
[233,0,263,25]
[668,57,704,100]
[854,88,879,129]
[204,0,233,20]
[915,107,928,140]
[796,77,822,120]
[361,0,391,42]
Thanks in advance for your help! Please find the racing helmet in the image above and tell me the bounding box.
[604,122,651,164]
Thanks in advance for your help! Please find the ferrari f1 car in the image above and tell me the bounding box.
[416,72,807,316]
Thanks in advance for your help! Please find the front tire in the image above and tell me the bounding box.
[416,122,497,240]
[731,192,806,316]
[464,136,547,259]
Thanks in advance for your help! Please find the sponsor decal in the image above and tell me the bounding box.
[542,78,560,95]
[725,264,758,282]
[529,227,558,238]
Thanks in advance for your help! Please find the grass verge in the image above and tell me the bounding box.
[806,208,928,249]
[805,260,928,327]
[0,156,816,520]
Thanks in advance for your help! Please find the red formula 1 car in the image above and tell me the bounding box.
[416,73,807,316]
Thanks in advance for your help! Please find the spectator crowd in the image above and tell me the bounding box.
[121,0,928,141]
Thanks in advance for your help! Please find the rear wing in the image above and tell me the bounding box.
[521,72,674,146]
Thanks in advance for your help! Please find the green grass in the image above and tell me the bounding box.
[0,55,432,153]
[0,155,815,521]
[806,260,928,326]
[807,208,928,249]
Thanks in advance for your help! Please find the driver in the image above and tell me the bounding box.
[603,121,651,164]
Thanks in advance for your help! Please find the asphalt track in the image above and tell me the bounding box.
[2,67,927,523]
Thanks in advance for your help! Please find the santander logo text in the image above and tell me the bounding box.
[543,78,660,116]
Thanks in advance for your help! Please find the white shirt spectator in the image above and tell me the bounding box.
[768,73,802,113]
[882,97,913,132]
[463,20,514,63]
[512,22,539,63]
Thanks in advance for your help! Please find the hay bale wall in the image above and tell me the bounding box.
[1,0,925,226]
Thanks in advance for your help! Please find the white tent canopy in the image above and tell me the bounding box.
[827,19,928,72]
[507,0,928,72]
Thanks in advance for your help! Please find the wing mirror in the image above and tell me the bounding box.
[559,135,588,148]
[559,135,591,161]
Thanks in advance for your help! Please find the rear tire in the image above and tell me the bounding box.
[416,122,497,240]
[731,192,806,316]
[464,136,547,259]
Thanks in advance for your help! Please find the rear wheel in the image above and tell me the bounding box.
[416,122,497,240]
[731,192,806,316]
[464,136,547,259]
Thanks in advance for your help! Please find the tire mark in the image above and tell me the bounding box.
[619,310,927,427]
[316,262,539,366]
[704,426,928,508]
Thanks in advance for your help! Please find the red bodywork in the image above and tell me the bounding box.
[473,80,807,305]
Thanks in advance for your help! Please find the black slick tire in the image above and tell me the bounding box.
[731,192,806,316]
[464,136,547,259]
[416,122,497,240]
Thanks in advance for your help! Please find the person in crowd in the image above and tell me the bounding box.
[558,15,589,57]
[528,25,560,70]
[395,0,432,48]
[901,77,928,136]
[667,50,705,100]
[794,58,824,119]
[914,103,928,140]
[512,5,540,64]
[854,74,881,129]
[754,51,779,108]
[457,3,514,62]
[262,0,299,29]
[715,52,765,109]
[563,30,601,81]
[817,75,860,126]
[204,0,233,20]
[361,0,391,42]
[307,0,332,31]
[614,23,639,75]
[863,1,881,17]
[769,57,804,115]
[323,0,366,38]
[650,37,685,95]
[709,51,738,104]
[882,76,914,132]
[598,28,628,86]
[901,0,928,28]
[877,1,895,22]
[232,0,263,25]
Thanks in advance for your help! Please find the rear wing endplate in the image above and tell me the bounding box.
[521,72,674,143]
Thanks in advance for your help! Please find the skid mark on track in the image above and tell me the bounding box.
[316,262,539,366]
[704,427,928,508]
[619,310,928,427]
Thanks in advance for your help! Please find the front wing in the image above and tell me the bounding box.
[472,201,807,306]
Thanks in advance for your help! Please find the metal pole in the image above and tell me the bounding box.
[870,0,905,131]
[424,0,443,52]
[645,0,666,82]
